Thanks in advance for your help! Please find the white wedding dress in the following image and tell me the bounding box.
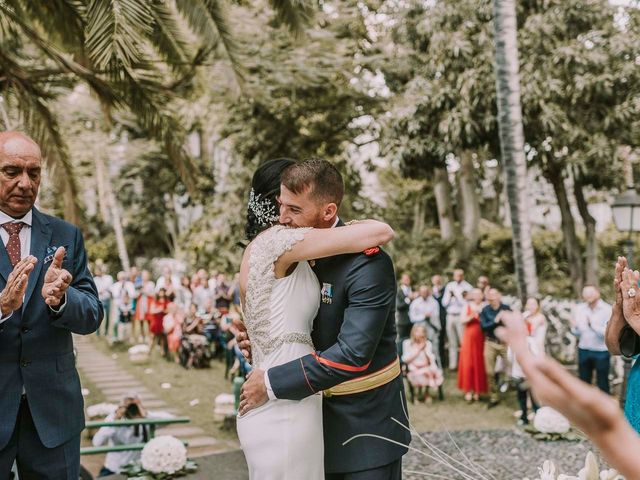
[237,225,324,480]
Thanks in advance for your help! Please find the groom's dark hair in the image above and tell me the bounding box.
[281,158,344,207]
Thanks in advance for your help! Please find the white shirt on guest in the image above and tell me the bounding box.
[0,209,32,326]
[442,280,473,315]
[571,299,612,352]
[409,295,440,330]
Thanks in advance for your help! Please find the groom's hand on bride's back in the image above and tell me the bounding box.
[233,317,253,363]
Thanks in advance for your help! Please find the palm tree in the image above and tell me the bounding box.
[0,0,313,221]
[492,0,539,302]
[0,0,313,268]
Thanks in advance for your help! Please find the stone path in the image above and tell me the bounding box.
[74,336,239,459]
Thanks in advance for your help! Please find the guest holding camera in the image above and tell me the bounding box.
[92,394,172,477]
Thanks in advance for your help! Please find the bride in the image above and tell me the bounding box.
[236,158,395,480]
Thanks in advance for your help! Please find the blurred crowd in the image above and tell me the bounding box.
[397,268,613,426]
[92,264,250,376]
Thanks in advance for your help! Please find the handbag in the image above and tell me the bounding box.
[619,323,640,358]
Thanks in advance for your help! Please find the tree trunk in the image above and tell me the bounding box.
[411,196,426,240]
[458,151,481,256]
[574,172,598,287]
[433,167,456,242]
[547,169,584,296]
[492,0,539,303]
[94,154,111,225]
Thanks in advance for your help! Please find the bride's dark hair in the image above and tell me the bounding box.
[245,158,296,241]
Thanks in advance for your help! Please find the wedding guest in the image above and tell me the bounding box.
[229,273,242,314]
[214,273,231,314]
[133,270,155,342]
[409,285,441,366]
[443,269,473,370]
[149,289,170,357]
[477,275,491,299]
[396,273,413,351]
[509,331,540,426]
[163,303,184,363]
[93,394,172,477]
[110,271,136,340]
[155,266,179,299]
[402,324,443,403]
[94,264,114,337]
[480,288,511,408]
[431,274,447,368]
[458,289,488,402]
[192,275,213,311]
[116,291,135,343]
[174,275,193,311]
[571,285,612,393]
[523,297,547,354]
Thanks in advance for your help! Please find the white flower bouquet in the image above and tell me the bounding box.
[524,407,581,441]
[128,344,151,364]
[525,451,623,480]
[121,436,197,479]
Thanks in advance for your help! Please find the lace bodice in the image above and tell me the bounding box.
[244,225,319,368]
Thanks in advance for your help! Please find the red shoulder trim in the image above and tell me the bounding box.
[363,247,380,256]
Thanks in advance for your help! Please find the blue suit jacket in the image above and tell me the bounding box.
[0,208,103,449]
[268,241,410,473]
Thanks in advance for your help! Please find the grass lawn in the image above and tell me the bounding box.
[84,335,520,441]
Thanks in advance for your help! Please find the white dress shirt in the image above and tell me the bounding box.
[442,280,473,315]
[571,299,612,352]
[409,295,440,330]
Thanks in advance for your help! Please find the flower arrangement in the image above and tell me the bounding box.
[121,436,197,479]
[524,407,582,441]
[525,451,623,480]
[128,344,151,364]
[86,402,118,419]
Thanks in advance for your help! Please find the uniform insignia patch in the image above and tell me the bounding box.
[364,247,380,256]
[321,283,333,304]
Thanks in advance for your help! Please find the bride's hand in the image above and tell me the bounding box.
[233,317,253,363]
[239,369,268,416]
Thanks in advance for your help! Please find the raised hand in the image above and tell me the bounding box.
[41,247,72,307]
[620,267,640,329]
[0,256,37,315]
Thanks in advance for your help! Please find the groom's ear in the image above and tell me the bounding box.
[321,203,338,221]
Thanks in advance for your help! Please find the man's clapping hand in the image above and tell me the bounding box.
[41,247,72,307]
[0,256,37,315]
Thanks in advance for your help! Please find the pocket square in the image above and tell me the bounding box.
[44,245,68,264]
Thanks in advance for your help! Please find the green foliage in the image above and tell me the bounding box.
[390,223,635,300]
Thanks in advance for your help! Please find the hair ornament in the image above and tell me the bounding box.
[248,188,279,226]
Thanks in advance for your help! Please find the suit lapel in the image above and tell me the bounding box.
[0,236,12,283]
[24,209,52,307]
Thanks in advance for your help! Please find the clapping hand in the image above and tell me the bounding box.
[620,265,640,329]
[41,247,72,307]
[0,256,37,315]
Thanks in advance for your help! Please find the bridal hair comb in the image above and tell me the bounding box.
[248,188,279,226]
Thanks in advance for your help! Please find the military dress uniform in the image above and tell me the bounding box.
[268,230,410,480]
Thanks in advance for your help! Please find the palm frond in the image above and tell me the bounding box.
[19,0,87,52]
[175,0,244,84]
[0,49,82,223]
[85,0,153,70]
[111,63,200,196]
[268,0,315,37]
[148,1,192,70]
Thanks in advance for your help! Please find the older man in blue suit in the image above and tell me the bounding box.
[0,131,103,479]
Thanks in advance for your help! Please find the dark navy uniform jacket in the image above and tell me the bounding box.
[0,209,103,449]
[268,233,411,474]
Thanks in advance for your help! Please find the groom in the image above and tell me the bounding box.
[240,158,410,479]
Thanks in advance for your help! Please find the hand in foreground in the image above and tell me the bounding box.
[233,317,252,363]
[614,256,627,312]
[41,247,72,307]
[620,266,640,329]
[239,369,267,416]
[0,256,37,315]
[497,312,640,479]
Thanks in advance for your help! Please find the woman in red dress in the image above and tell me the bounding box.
[149,288,169,357]
[458,288,488,402]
